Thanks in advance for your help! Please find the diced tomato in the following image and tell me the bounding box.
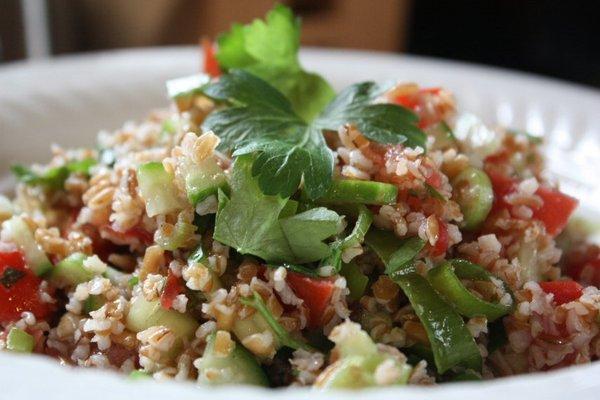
[202,39,221,77]
[0,250,51,322]
[532,187,578,236]
[425,170,442,189]
[160,270,185,310]
[486,169,578,236]
[539,280,583,305]
[431,217,449,257]
[286,272,335,329]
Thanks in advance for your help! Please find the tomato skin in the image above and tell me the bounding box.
[532,187,578,236]
[202,39,221,77]
[539,281,583,305]
[486,170,578,236]
[286,272,335,329]
[160,270,184,310]
[431,217,449,257]
[0,250,51,322]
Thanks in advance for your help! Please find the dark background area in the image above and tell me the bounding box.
[1,0,599,88]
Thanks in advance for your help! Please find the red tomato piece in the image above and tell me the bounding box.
[425,169,443,189]
[160,270,185,310]
[0,250,51,322]
[286,272,335,329]
[431,217,449,257]
[532,187,578,236]
[486,169,578,236]
[202,39,221,77]
[539,281,583,305]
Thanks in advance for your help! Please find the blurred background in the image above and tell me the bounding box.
[1,0,599,87]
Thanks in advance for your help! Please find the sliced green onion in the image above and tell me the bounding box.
[266,263,320,278]
[451,167,493,230]
[427,259,514,321]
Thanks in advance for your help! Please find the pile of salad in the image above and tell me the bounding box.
[1,5,599,389]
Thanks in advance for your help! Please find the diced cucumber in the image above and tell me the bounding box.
[84,295,105,314]
[50,252,94,288]
[232,313,279,350]
[315,321,412,389]
[451,167,493,230]
[196,332,269,386]
[125,297,198,342]
[316,179,398,205]
[129,370,151,380]
[1,216,52,276]
[315,356,374,389]
[137,162,185,217]
[183,157,228,206]
[155,218,196,251]
[6,327,35,353]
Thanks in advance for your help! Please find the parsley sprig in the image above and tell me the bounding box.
[202,70,425,199]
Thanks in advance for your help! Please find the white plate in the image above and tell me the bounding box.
[0,47,599,399]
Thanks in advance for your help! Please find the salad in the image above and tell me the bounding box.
[1,5,599,389]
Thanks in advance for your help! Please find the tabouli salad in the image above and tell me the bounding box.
[1,5,599,389]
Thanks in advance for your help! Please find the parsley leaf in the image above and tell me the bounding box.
[213,155,341,263]
[11,158,96,190]
[202,70,425,199]
[216,4,334,121]
[314,81,425,148]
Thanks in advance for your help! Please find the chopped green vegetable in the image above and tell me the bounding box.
[137,162,185,217]
[427,259,514,321]
[50,252,94,288]
[214,156,342,263]
[394,273,482,373]
[315,321,412,389]
[182,156,228,205]
[428,120,457,150]
[240,291,313,351]
[128,276,139,287]
[216,4,334,121]
[197,331,269,386]
[129,370,151,380]
[340,262,368,301]
[155,217,197,251]
[364,229,425,277]
[1,216,52,276]
[126,297,198,344]
[451,167,493,230]
[425,182,447,201]
[365,230,482,373]
[6,327,35,353]
[316,179,398,206]
[84,295,105,314]
[11,158,96,190]
[202,70,424,199]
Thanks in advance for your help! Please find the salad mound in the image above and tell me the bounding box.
[1,4,599,389]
